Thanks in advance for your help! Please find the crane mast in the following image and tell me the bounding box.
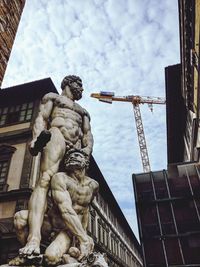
[133,104,151,172]
[91,92,166,173]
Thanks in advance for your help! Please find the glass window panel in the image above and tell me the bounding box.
[181,235,200,264]
[22,103,27,110]
[26,109,33,115]
[0,178,5,183]
[0,118,6,125]
[15,105,20,111]
[189,175,200,195]
[10,106,16,112]
[0,160,9,185]
[159,203,175,234]
[152,172,168,199]
[25,115,32,120]
[141,205,160,237]
[6,112,20,124]
[144,239,166,266]
[0,102,34,126]
[169,176,190,197]
[174,201,199,233]
[165,238,183,265]
[19,116,25,122]
[136,173,154,201]
[1,114,6,121]
[20,110,26,116]
[28,102,33,108]
[3,107,8,114]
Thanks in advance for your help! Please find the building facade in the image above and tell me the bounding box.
[133,162,200,267]
[0,79,143,267]
[133,1,200,266]
[166,0,200,164]
[0,0,25,87]
[174,0,200,162]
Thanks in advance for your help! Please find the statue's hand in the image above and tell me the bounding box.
[29,139,38,156]
[29,130,51,156]
[78,236,94,261]
[65,140,74,150]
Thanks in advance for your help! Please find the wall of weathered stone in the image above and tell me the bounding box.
[0,0,25,86]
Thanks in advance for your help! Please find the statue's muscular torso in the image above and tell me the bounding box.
[65,175,98,214]
[43,93,89,147]
[47,173,98,231]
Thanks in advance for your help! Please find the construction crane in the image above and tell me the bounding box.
[91,92,166,173]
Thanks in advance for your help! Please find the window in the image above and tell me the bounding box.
[98,219,103,243]
[91,215,96,237]
[0,102,34,126]
[106,230,110,249]
[0,145,16,191]
[0,160,9,184]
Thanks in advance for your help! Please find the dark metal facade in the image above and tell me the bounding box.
[165,64,186,164]
[133,163,200,267]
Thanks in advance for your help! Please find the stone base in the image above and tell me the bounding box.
[2,252,108,267]
[1,264,80,267]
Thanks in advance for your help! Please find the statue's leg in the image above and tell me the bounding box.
[8,211,28,266]
[44,230,71,265]
[14,210,28,245]
[19,127,66,256]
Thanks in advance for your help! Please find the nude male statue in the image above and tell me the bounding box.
[45,149,99,265]
[10,150,99,266]
[19,75,94,258]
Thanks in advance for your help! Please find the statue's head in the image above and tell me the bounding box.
[61,75,83,100]
[85,253,108,267]
[64,148,89,171]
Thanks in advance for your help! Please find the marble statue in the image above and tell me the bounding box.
[21,75,93,257]
[8,76,108,266]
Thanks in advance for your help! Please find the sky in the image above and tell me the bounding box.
[2,0,180,239]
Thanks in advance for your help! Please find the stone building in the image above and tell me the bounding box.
[0,0,25,87]
[0,78,143,267]
[166,0,200,163]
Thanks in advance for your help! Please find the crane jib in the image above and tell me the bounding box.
[100,91,115,97]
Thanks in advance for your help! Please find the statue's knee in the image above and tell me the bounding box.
[38,172,51,188]
[14,210,28,230]
[44,246,62,265]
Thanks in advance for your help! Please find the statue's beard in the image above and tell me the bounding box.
[71,88,82,100]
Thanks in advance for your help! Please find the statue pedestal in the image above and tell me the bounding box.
[1,264,80,267]
[1,251,108,267]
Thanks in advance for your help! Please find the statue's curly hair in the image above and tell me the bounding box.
[61,75,82,90]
